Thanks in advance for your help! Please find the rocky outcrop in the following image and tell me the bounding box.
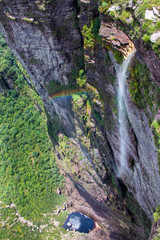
[99,22,133,56]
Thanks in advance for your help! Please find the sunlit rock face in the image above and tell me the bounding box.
[99,22,133,57]
[107,48,160,219]
[123,80,160,219]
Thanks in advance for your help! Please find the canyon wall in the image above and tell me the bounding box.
[0,0,160,239]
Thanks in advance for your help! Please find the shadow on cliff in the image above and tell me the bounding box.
[67,173,148,240]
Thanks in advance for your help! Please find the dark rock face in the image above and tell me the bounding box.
[134,39,160,85]
[0,0,82,134]
[0,0,160,239]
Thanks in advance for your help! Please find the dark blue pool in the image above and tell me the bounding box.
[63,211,95,233]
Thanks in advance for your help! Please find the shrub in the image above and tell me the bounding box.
[119,10,131,23]
[82,25,94,49]
[153,212,160,222]
[76,69,86,87]
[82,17,101,50]
[155,21,160,31]
[109,11,116,18]
[152,43,160,57]
[113,50,124,64]
[103,2,108,7]
[99,0,111,14]
[142,34,150,42]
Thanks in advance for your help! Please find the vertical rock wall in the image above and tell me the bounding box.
[79,0,160,220]
[0,0,82,135]
[0,0,160,239]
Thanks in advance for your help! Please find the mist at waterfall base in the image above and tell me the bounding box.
[63,212,95,233]
[117,50,136,177]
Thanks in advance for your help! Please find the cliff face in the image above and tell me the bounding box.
[78,0,160,220]
[0,0,160,239]
[0,0,83,135]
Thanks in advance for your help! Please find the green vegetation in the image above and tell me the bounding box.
[92,17,101,40]
[72,82,104,138]
[128,59,160,171]
[127,58,160,171]
[98,0,160,57]
[0,201,72,239]
[99,0,132,24]
[153,236,160,240]
[0,203,40,239]
[113,49,124,64]
[152,206,160,239]
[111,174,122,195]
[136,0,160,19]
[151,120,160,167]
[72,93,92,132]
[118,10,132,24]
[70,11,79,29]
[0,34,65,235]
[76,69,86,87]
[55,133,83,174]
[82,25,95,50]
[153,206,160,222]
[126,191,151,237]
[98,0,111,14]
[155,21,160,31]
[71,87,107,178]
[82,17,101,50]
[128,60,156,109]
[22,17,34,23]
[142,34,151,42]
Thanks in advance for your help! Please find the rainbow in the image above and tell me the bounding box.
[49,87,89,100]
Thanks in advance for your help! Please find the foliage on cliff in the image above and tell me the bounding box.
[82,18,101,50]
[0,35,65,229]
[128,59,156,109]
[99,0,160,57]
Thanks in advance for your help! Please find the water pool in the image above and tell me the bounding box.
[63,211,95,233]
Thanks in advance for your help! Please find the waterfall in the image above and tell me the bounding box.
[117,50,136,176]
[109,49,136,176]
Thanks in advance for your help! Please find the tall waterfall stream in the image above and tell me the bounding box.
[117,50,136,176]
[109,49,136,176]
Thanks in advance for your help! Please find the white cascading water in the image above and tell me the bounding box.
[116,49,136,176]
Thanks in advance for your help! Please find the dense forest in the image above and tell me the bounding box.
[0,35,67,239]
